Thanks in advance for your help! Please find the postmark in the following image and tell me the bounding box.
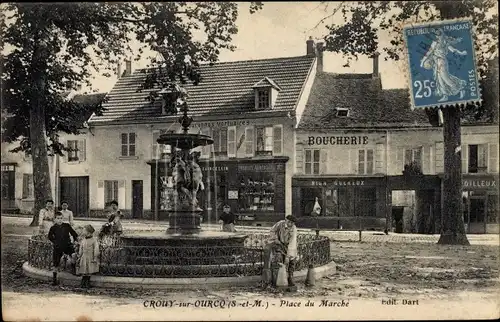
[403,19,481,109]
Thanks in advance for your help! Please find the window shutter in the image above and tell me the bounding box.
[201,128,211,158]
[478,144,488,169]
[489,143,498,173]
[22,174,28,199]
[461,144,468,174]
[244,126,254,157]
[350,150,358,174]
[375,143,384,174]
[272,124,283,156]
[396,147,404,173]
[422,146,429,174]
[97,180,105,208]
[152,130,159,159]
[61,139,67,163]
[227,126,236,158]
[78,139,86,161]
[319,149,328,174]
[118,180,126,209]
[435,142,444,173]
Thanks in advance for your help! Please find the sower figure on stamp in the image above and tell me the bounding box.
[263,215,298,290]
[48,212,78,286]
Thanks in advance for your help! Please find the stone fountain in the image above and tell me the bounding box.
[119,101,248,262]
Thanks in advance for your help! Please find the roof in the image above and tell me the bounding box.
[297,72,430,130]
[252,77,283,91]
[71,93,107,126]
[89,55,315,124]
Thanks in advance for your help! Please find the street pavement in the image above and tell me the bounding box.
[2,214,498,245]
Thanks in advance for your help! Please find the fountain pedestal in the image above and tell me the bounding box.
[167,210,203,234]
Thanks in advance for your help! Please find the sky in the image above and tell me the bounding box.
[86,2,414,93]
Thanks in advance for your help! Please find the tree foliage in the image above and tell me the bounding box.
[1,2,262,222]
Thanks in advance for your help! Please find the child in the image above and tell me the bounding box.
[48,212,78,286]
[111,213,123,236]
[76,224,100,288]
[219,204,236,232]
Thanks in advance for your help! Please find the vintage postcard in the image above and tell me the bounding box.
[1,1,498,321]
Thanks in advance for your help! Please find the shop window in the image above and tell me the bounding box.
[358,149,374,174]
[324,188,351,217]
[304,149,320,174]
[121,133,136,157]
[404,147,422,171]
[104,180,119,203]
[301,188,322,216]
[468,144,487,173]
[486,196,498,224]
[354,187,377,217]
[238,174,275,212]
[212,128,228,156]
[255,126,273,156]
[22,174,34,199]
[152,130,172,159]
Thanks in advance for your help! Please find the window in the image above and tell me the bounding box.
[152,130,172,159]
[22,174,34,199]
[404,147,422,170]
[238,174,275,212]
[324,188,351,217]
[121,133,136,157]
[354,187,377,217]
[257,89,270,109]
[305,149,320,175]
[336,108,349,117]
[255,126,273,155]
[104,180,119,203]
[468,144,487,173]
[212,128,228,155]
[358,149,374,174]
[67,140,86,162]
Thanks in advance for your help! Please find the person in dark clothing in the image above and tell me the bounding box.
[218,204,236,232]
[48,212,78,286]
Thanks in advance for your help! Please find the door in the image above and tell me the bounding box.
[1,166,16,209]
[132,180,143,219]
[469,197,486,234]
[60,176,89,217]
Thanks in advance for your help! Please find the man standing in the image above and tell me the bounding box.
[37,199,55,236]
[263,215,298,288]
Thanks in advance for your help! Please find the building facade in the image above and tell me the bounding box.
[292,67,499,234]
[86,46,320,224]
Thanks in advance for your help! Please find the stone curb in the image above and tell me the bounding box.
[22,261,336,290]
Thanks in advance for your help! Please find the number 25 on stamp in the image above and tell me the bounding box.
[403,19,480,109]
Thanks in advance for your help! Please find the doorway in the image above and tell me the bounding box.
[60,176,89,217]
[132,180,143,219]
[468,197,486,234]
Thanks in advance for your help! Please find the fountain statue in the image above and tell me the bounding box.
[156,101,214,234]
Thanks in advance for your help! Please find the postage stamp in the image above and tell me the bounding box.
[403,19,481,109]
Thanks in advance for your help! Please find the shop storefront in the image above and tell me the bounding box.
[462,174,499,234]
[292,176,388,230]
[149,157,288,223]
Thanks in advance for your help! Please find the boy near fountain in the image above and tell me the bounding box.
[219,204,236,232]
[76,224,100,288]
[48,212,79,285]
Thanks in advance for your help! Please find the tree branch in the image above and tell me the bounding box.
[307,2,346,32]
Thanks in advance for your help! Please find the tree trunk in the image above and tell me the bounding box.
[437,108,469,245]
[434,1,470,245]
[28,47,52,226]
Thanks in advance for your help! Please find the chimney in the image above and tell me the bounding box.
[372,52,380,77]
[116,63,122,79]
[125,59,132,76]
[316,42,324,73]
[306,36,315,57]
